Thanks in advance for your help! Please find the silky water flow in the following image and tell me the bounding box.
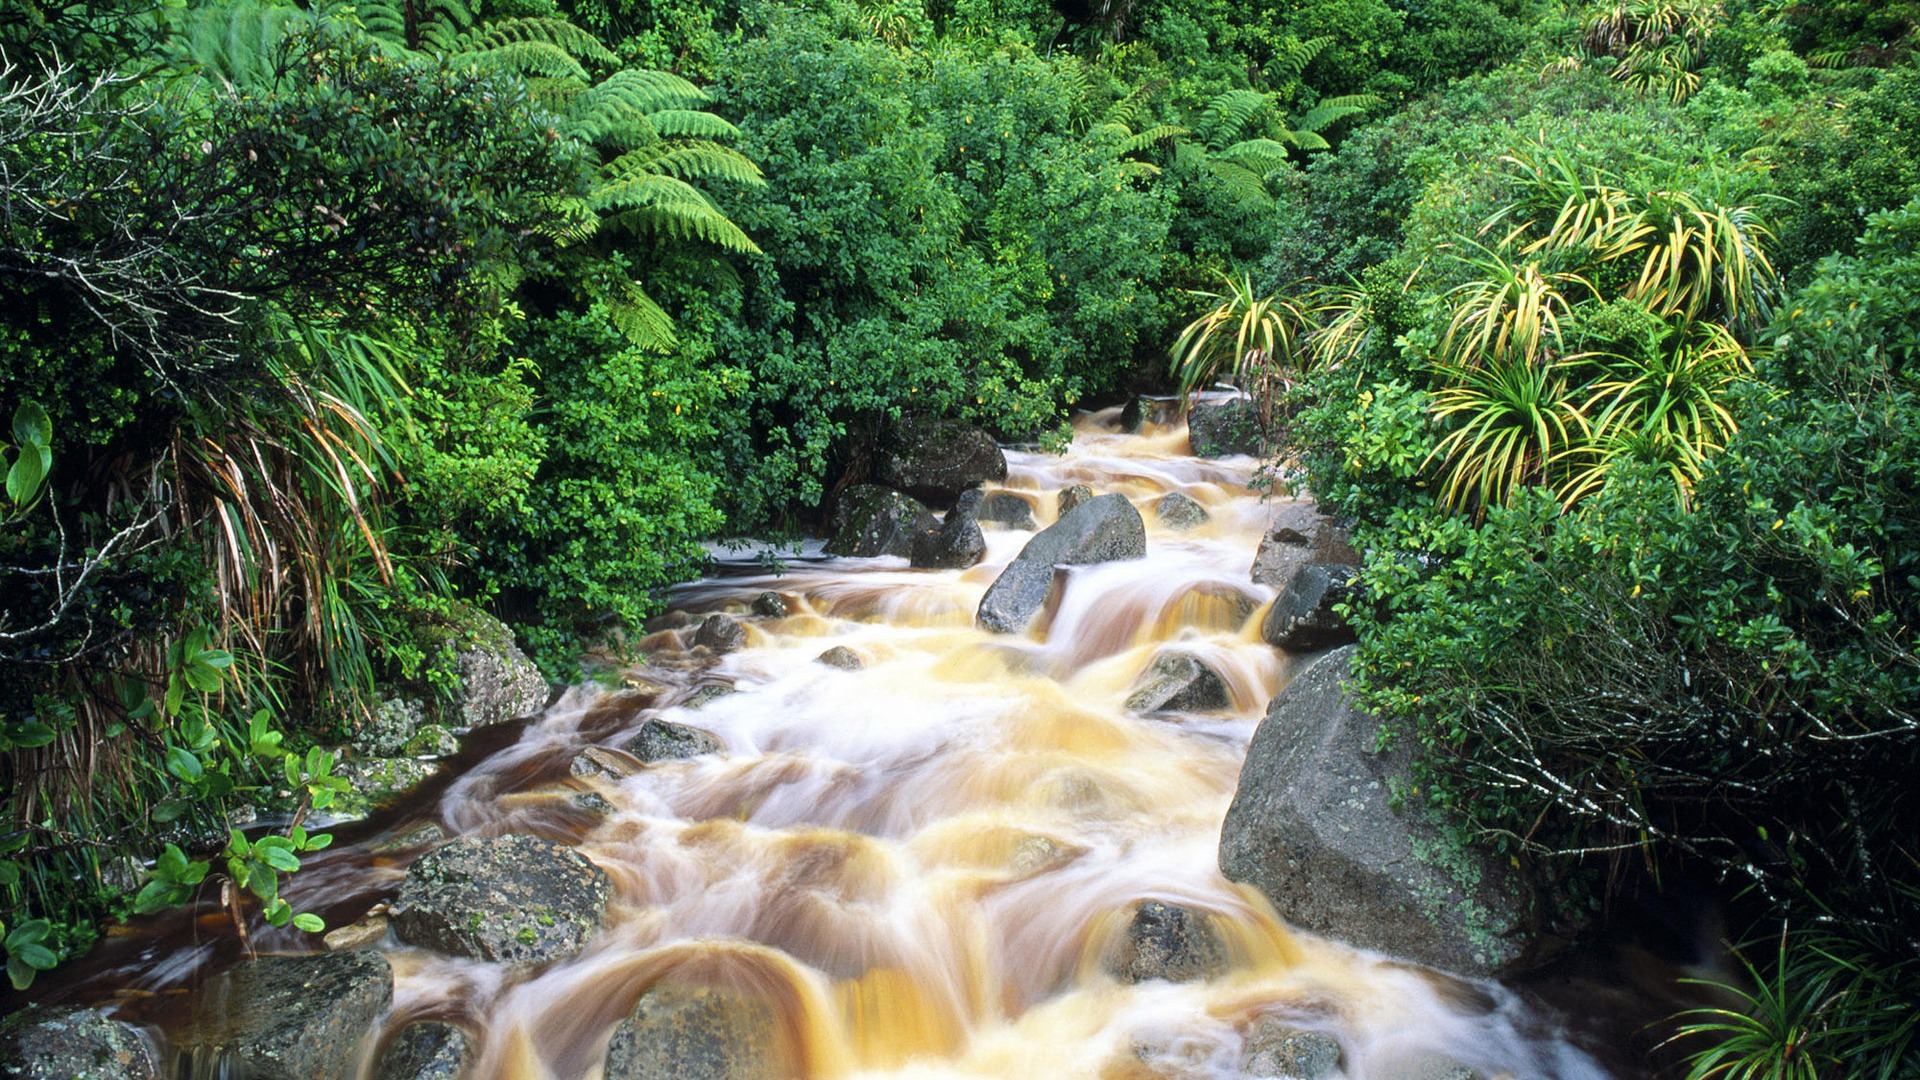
[69,409,1616,1080]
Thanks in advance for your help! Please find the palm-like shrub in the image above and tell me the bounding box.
[1169,274,1318,422]
[1426,353,1587,509]
[1578,0,1723,102]
[1439,244,1592,370]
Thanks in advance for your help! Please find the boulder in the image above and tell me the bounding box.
[1102,901,1227,984]
[1125,652,1231,714]
[977,491,1037,530]
[332,757,441,821]
[977,494,1147,633]
[814,646,864,671]
[683,685,737,710]
[1186,399,1264,458]
[192,951,393,1080]
[873,416,1008,507]
[626,718,724,762]
[1118,396,1146,433]
[1242,1020,1342,1079]
[0,1006,159,1080]
[389,834,608,967]
[693,614,747,655]
[1057,484,1095,516]
[604,984,788,1080]
[750,591,788,618]
[1218,648,1526,976]
[1250,503,1358,590]
[826,485,938,558]
[909,504,986,570]
[1260,564,1358,652]
[374,1022,468,1080]
[444,605,549,729]
[571,745,645,781]
[1154,492,1211,531]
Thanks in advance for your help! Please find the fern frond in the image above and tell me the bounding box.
[576,68,709,116]
[1294,94,1378,133]
[1205,159,1275,206]
[1216,137,1291,178]
[1200,89,1271,149]
[451,38,587,80]
[1116,160,1162,180]
[612,144,765,186]
[1283,129,1331,151]
[353,1,408,46]
[1269,35,1331,82]
[532,196,599,246]
[645,109,741,140]
[173,0,315,91]
[592,173,762,252]
[1116,123,1187,156]
[464,16,617,67]
[607,279,678,352]
[1104,77,1168,130]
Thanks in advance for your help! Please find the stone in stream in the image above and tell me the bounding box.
[976,493,1147,634]
[683,684,737,709]
[1154,491,1211,531]
[189,951,393,1080]
[1377,1053,1487,1080]
[1218,647,1526,977]
[873,414,1008,507]
[373,1021,469,1080]
[1242,1019,1342,1078]
[1186,398,1265,458]
[571,744,645,780]
[909,497,987,570]
[977,490,1038,530]
[441,603,550,730]
[751,590,789,617]
[693,613,748,654]
[1057,483,1095,516]
[0,1006,160,1080]
[1125,651,1232,714]
[604,983,789,1080]
[389,834,608,967]
[814,645,865,670]
[627,718,724,762]
[1250,502,1358,590]
[1102,900,1228,984]
[1260,563,1359,652]
[826,484,939,558]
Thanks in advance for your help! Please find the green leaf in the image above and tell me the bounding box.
[4,452,44,505]
[8,955,36,990]
[259,846,299,873]
[13,943,56,970]
[291,912,325,933]
[157,843,188,879]
[4,920,48,949]
[303,832,332,851]
[0,861,18,886]
[165,746,203,782]
[11,401,50,448]
[8,721,55,748]
[263,899,292,926]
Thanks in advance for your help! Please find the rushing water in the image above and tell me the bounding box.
[56,409,1625,1079]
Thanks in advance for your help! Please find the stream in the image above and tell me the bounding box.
[48,409,1625,1079]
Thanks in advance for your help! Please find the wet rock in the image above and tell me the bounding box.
[1219,648,1526,976]
[0,1006,159,1080]
[1378,1053,1485,1080]
[368,821,448,856]
[356,695,431,756]
[1125,652,1232,714]
[1186,398,1265,458]
[815,645,864,670]
[1103,900,1227,984]
[1154,492,1211,531]
[571,745,645,780]
[693,613,748,654]
[1057,484,1095,516]
[1119,396,1146,433]
[977,491,1038,530]
[874,415,1008,507]
[195,951,393,1080]
[683,685,737,709]
[909,502,987,570]
[751,591,788,618]
[604,983,787,1080]
[1260,564,1358,652]
[333,757,441,821]
[572,791,616,816]
[1242,1019,1342,1079]
[977,494,1147,633]
[324,913,390,952]
[389,834,608,967]
[626,718,724,762]
[826,485,939,558]
[1250,502,1358,590]
[445,605,549,729]
[374,1021,468,1080]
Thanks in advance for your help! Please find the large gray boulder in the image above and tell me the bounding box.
[1125,652,1231,714]
[1219,648,1526,976]
[0,1006,158,1080]
[1186,399,1264,458]
[1251,502,1358,590]
[1102,901,1227,984]
[909,495,987,570]
[389,834,608,966]
[445,605,549,729]
[874,416,1008,507]
[977,491,1037,530]
[604,984,788,1080]
[1242,1019,1342,1079]
[693,613,747,654]
[191,951,393,1080]
[977,494,1147,633]
[1260,563,1359,652]
[826,485,938,558]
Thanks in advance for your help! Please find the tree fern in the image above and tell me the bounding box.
[166,0,315,91]
[1199,89,1271,149]
[606,278,678,353]
[591,172,761,253]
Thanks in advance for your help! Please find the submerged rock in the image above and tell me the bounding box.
[1125,651,1232,714]
[977,494,1147,633]
[0,1006,159,1080]
[627,718,724,762]
[751,591,789,618]
[571,745,645,780]
[193,951,393,1080]
[977,491,1038,530]
[1154,492,1211,531]
[874,415,1008,507]
[909,501,987,569]
[1057,484,1095,516]
[693,613,748,655]
[1260,563,1358,652]
[683,685,737,710]
[814,645,865,670]
[604,984,788,1080]
[1242,1019,1342,1079]
[1250,502,1358,590]
[1186,399,1265,458]
[1218,648,1526,976]
[374,1021,468,1080]
[826,485,939,559]
[389,834,608,967]
[1103,900,1227,984]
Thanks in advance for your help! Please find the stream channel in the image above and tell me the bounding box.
[47,408,1629,1079]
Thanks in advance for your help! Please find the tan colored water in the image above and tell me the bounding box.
[76,410,1616,1078]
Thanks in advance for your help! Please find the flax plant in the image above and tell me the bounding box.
[1169,273,1318,423]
